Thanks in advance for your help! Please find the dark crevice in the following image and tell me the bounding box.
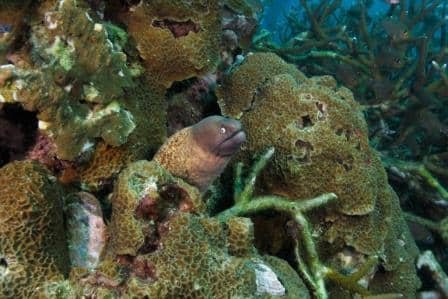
[296,115,313,129]
[243,77,270,114]
[0,103,38,167]
[0,257,7,269]
[152,19,201,38]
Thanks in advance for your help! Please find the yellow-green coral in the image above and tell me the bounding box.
[218,52,307,119]
[126,213,258,298]
[0,161,69,298]
[226,216,255,257]
[217,52,420,297]
[126,0,221,88]
[83,212,307,298]
[108,160,205,256]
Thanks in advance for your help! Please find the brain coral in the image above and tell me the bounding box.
[0,161,69,298]
[123,213,258,298]
[126,0,221,87]
[217,52,420,297]
[95,157,309,298]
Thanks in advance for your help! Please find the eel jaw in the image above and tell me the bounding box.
[216,129,246,157]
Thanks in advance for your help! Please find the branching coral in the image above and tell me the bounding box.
[217,147,407,299]
[254,0,448,156]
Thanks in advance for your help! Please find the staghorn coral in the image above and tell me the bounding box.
[217,52,420,297]
[125,0,221,88]
[0,160,69,298]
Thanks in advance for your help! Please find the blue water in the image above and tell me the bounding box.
[260,0,418,43]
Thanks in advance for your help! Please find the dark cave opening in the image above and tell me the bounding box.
[0,103,38,167]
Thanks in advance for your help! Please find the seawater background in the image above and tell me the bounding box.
[260,0,408,43]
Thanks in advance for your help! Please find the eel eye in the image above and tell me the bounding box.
[220,127,226,134]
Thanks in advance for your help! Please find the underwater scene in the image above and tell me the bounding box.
[0,0,447,298]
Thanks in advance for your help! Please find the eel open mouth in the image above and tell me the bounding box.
[216,129,246,157]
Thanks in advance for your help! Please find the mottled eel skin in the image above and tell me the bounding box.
[154,115,246,192]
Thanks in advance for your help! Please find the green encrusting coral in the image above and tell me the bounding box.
[0,0,136,160]
[0,161,69,299]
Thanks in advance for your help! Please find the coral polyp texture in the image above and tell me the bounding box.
[108,160,206,256]
[0,161,69,299]
[217,52,420,297]
[0,0,136,160]
[126,0,221,88]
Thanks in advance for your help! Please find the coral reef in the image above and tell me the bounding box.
[1,0,446,297]
[254,4,448,274]
[0,160,69,298]
[125,0,221,88]
[217,52,420,297]
[61,158,308,298]
[0,2,30,64]
[78,81,167,191]
[0,0,135,160]
[108,159,205,256]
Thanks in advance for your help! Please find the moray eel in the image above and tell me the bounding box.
[154,115,246,192]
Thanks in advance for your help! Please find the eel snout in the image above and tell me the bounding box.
[192,115,246,158]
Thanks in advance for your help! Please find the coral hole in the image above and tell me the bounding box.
[152,19,201,38]
[0,103,38,167]
[0,257,7,269]
[335,127,351,141]
[293,139,314,163]
[296,115,313,129]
